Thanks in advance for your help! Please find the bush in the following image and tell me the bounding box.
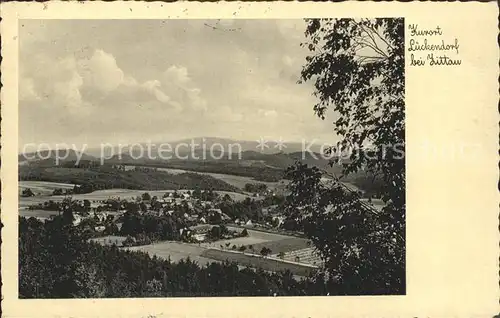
[122,236,136,247]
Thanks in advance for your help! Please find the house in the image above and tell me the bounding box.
[73,215,82,226]
[272,216,285,227]
[200,201,212,208]
[189,224,213,242]
[190,224,213,233]
[90,202,101,212]
[94,211,109,223]
[94,225,106,232]
[192,233,206,242]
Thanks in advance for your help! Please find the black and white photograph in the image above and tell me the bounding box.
[17,18,405,298]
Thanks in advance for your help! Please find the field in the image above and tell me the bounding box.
[200,249,315,277]
[124,241,215,266]
[123,165,288,191]
[19,209,60,220]
[19,165,241,193]
[249,237,311,254]
[199,228,292,249]
[19,181,254,200]
[18,181,257,212]
[115,227,316,276]
[19,181,75,196]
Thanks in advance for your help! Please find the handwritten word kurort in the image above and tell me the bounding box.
[408,24,443,37]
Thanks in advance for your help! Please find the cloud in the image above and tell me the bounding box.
[20,49,208,115]
[18,20,336,146]
[79,49,125,93]
[162,66,208,112]
[164,65,191,85]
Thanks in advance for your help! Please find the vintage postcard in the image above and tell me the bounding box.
[1,1,498,317]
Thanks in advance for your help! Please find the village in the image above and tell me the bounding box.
[20,181,325,274]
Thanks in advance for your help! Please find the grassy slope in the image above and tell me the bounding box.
[18,165,240,192]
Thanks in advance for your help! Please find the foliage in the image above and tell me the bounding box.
[19,166,240,193]
[141,192,152,201]
[217,198,263,222]
[299,18,405,205]
[120,211,183,242]
[20,216,337,298]
[21,188,35,197]
[286,18,405,295]
[244,183,268,193]
[260,247,272,257]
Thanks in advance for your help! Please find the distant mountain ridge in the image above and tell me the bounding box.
[18,137,348,176]
[84,137,331,158]
[18,149,96,165]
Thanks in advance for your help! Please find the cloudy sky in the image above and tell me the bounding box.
[19,19,338,149]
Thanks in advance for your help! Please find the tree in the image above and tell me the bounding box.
[288,18,405,295]
[144,278,163,297]
[83,199,91,211]
[142,192,151,201]
[222,194,232,202]
[122,235,136,247]
[21,188,35,197]
[260,247,271,257]
[208,226,222,241]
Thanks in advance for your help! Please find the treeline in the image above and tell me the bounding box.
[218,198,264,222]
[105,159,287,182]
[18,166,240,192]
[120,211,184,242]
[244,183,268,193]
[19,216,336,298]
[52,184,100,195]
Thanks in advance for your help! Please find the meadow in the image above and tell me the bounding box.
[18,180,257,207]
[19,181,75,196]
[124,241,215,266]
[123,165,288,191]
[200,249,316,277]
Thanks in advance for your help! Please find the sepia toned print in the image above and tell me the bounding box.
[2,2,498,317]
[18,18,405,298]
